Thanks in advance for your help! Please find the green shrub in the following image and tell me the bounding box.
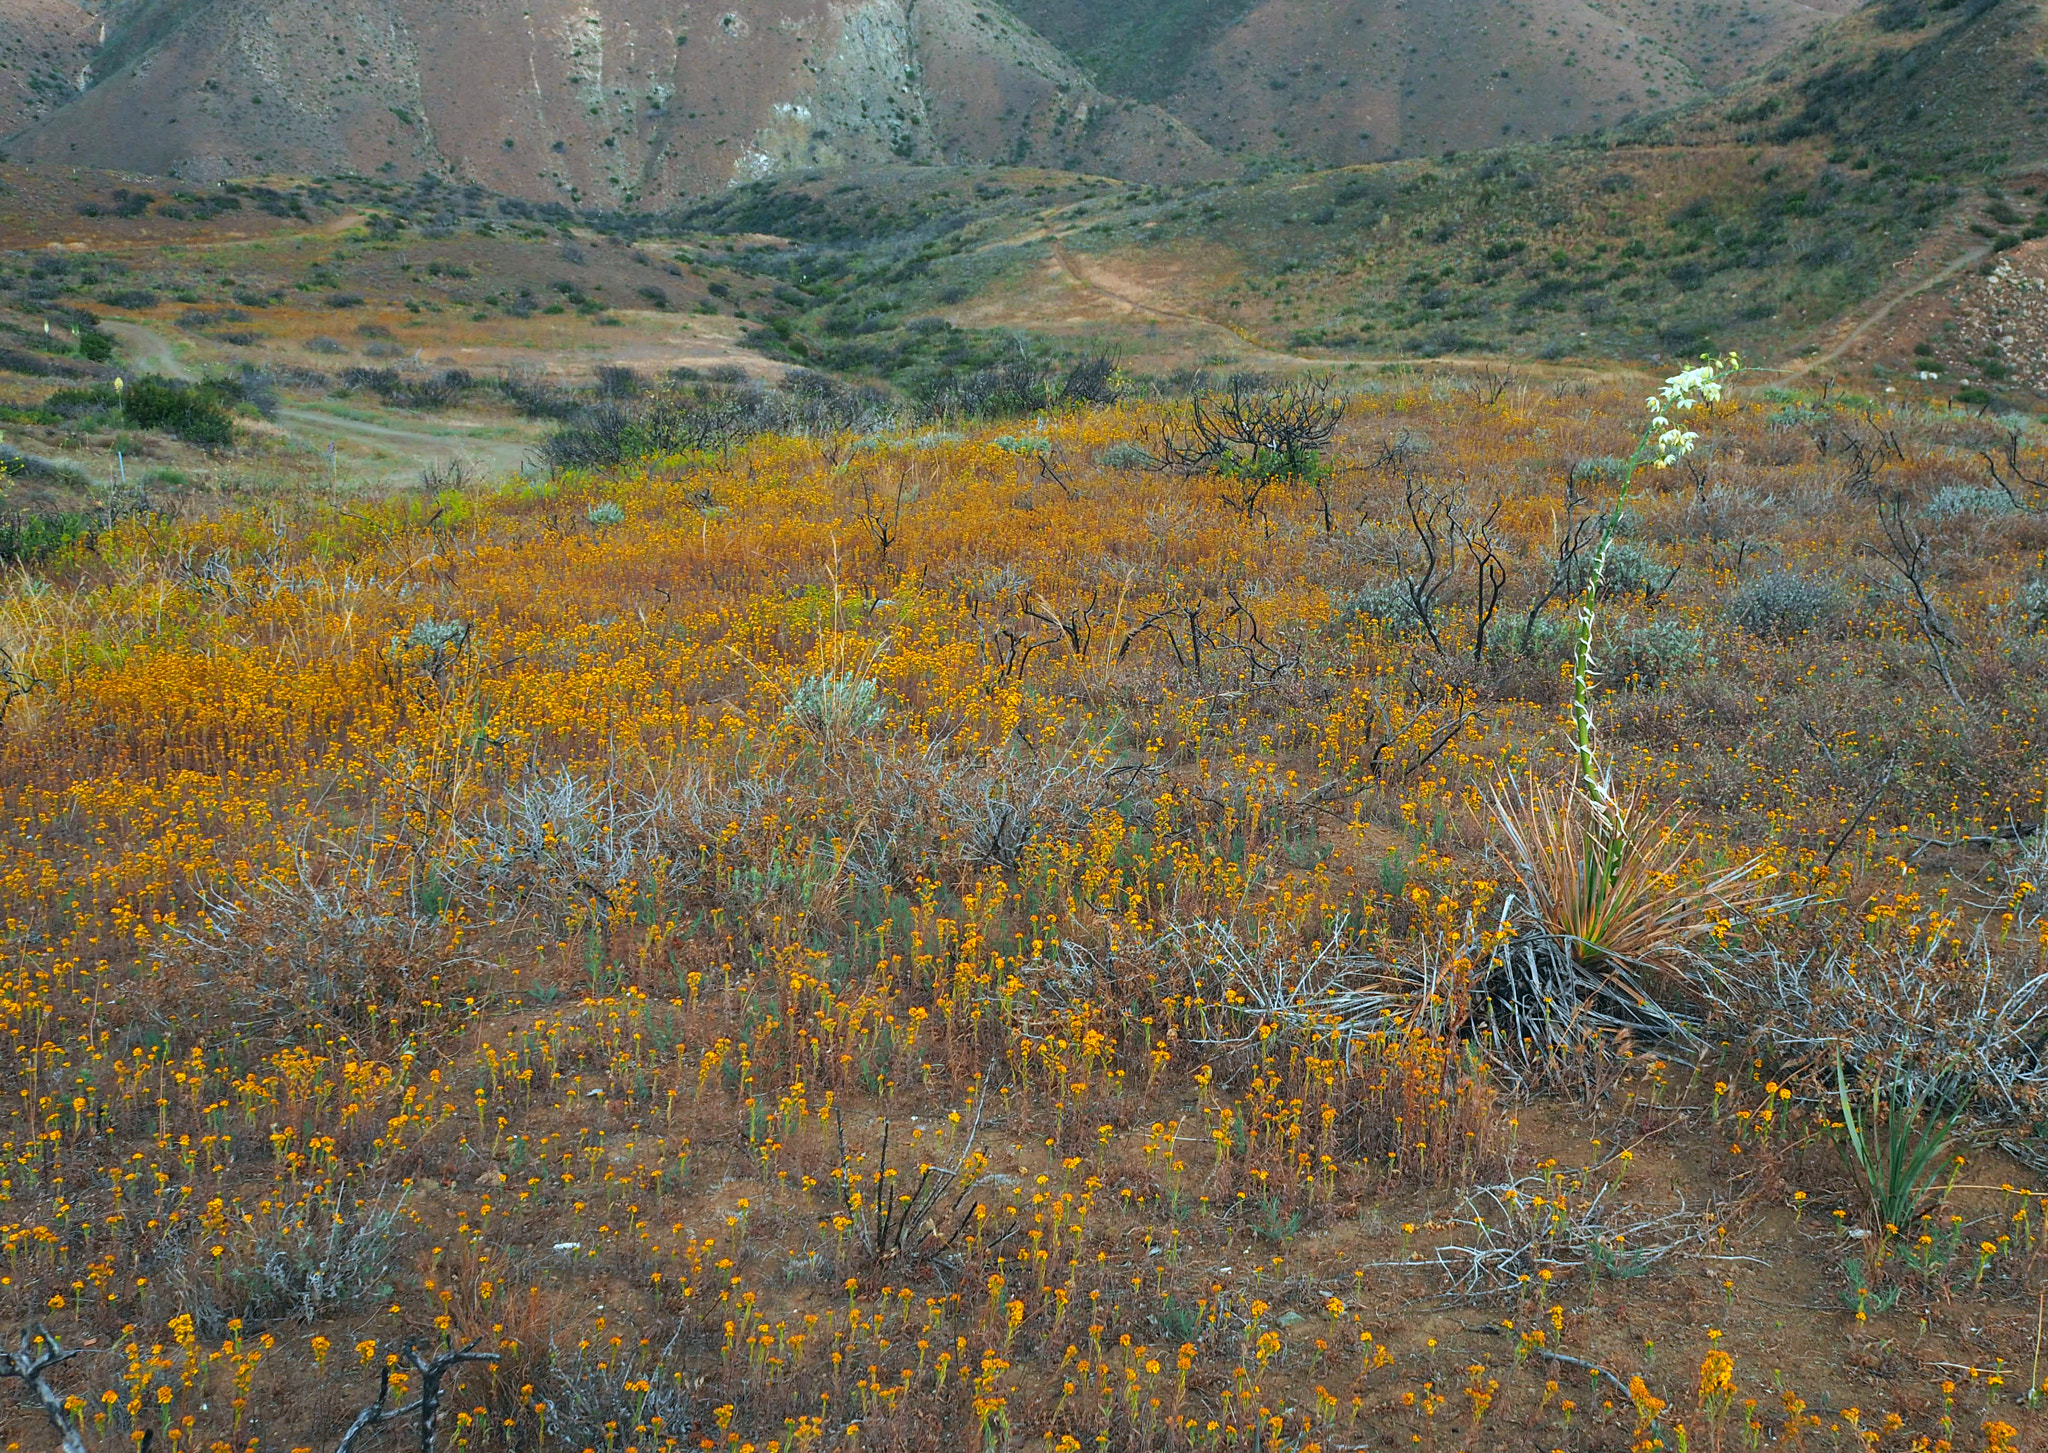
[1611,618,1703,682]
[1769,404,1827,429]
[1922,485,2014,522]
[1560,542,1671,599]
[2014,578,2048,635]
[121,375,235,447]
[1513,613,1697,682]
[1334,582,1426,635]
[0,512,94,565]
[784,671,886,739]
[43,384,121,420]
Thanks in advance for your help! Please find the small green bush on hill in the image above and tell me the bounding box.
[120,376,235,448]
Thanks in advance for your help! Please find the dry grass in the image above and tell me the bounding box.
[0,378,2043,1453]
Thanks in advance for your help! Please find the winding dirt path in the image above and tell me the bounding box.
[1047,239,1272,347]
[277,403,534,479]
[1040,235,1621,378]
[101,320,194,380]
[1785,243,1992,379]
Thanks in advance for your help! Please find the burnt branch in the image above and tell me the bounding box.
[1871,494,1966,708]
[1459,364,1519,408]
[334,1341,500,1453]
[1982,429,2046,513]
[2,1326,89,1453]
[1157,374,1346,521]
[1458,496,1509,664]
[1397,474,1456,655]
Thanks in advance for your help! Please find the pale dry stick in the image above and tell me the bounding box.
[1,1325,90,1453]
[1474,1321,1631,1394]
[2034,1288,2045,1409]
[1529,1346,1632,1397]
[1927,1359,2008,1380]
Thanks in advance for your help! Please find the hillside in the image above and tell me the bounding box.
[0,0,96,136]
[6,0,1874,202]
[659,0,2041,399]
[1687,0,2048,164]
[2,0,1223,209]
[0,0,2034,410]
[1012,0,1860,164]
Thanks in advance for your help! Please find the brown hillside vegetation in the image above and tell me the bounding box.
[0,0,95,136]
[2,0,1220,209]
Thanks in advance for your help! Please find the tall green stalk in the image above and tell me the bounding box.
[1567,355,1739,813]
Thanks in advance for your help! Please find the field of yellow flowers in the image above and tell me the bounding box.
[0,372,2045,1453]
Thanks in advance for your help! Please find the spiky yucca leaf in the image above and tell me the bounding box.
[1833,1055,1967,1249]
[1489,775,1768,970]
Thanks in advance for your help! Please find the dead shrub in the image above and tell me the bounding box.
[155,844,481,1052]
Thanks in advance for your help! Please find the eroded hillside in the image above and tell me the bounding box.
[6,0,1887,199]
[4,0,1221,208]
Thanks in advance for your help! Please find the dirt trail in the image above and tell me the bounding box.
[278,404,535,481]
[1049,240,1256,340]
[1786,243,1992,378]
[1040,235,1629,379]
[1040,227,2002,387]
[103,321,538,483]
[102,320,195,380]
[1046,238,1319,364]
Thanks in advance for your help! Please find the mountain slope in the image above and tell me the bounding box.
[3,0,1223,207]
[705,0,2042,387]
[1688,0,2048,164]
[0,0,98,137]
[1010,0,1859,164]
[8,0,1881,198]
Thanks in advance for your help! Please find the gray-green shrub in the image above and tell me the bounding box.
[1729,570,1839,640]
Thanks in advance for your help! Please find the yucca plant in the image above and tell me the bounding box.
[1564,355,1737,811]
[1484,357,1760,1070]
[1491,355,1759,965]
[1489,775,1766,970]
[1834,1055,1968,1263]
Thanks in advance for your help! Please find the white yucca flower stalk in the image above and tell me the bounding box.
[1569,352,1739,813]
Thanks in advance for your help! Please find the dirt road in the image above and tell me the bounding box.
[102,320,195,380]
[102,321,540,484]
[277,403,536,482]
[1041,236,1629,379]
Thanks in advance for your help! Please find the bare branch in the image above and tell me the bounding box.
[1870,493,1966,708]
[2,1325,89,1453]
[1982,429,2046,514]
[333,1340,499,1453]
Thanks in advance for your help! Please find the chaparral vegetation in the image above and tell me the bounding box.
[0,363,2045,1453]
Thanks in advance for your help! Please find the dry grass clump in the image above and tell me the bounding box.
[0,375,2044,1452]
